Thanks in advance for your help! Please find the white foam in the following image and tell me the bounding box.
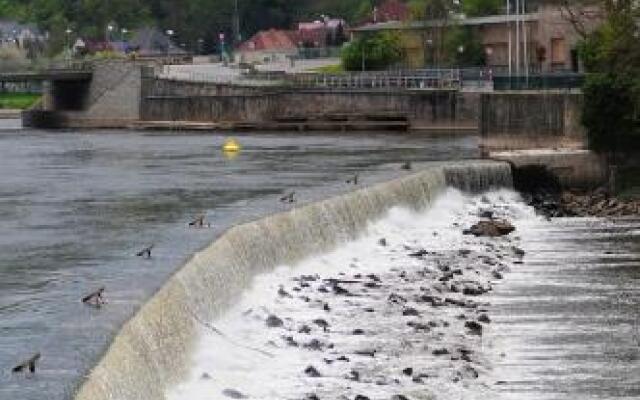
[168,189,535,400]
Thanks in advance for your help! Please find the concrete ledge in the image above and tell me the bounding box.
[490,149,608,189]
[0,109,22,119]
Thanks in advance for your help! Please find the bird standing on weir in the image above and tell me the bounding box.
[12,353,40,374]
[136,244,154,259]
[82,287,106,308]
[280,191,296,203]
[189,214,211,228]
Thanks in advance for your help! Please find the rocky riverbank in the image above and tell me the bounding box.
[169,190,534,400]
[527,189,640,218]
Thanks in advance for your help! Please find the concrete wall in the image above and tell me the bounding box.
[491,149,607,189]
[480,90,586,151]
[140,78,480,127]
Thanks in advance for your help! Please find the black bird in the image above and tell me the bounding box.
[401,161,412,171]
[189,214,210,228]
[346,173,359,185]
[136,244,154,259]
[82,287,106,308]
[280,192,296,203]
[12,353,41,374]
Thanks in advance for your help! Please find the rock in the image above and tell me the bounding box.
[354,348,376,357]
[222,388,247,399]
[352,328,365,335]
[459,365,479,379]
[201,372,211,380]
[462,285,485,296]
[266,314,283,328]
[332,284,351,296]
[478,314,491,323]
[464,320,483,336]
[323,303,331,312]
[304,394,320,400]
[355,395,370,400]
[512,246,526,257]
[402,307,420,316]
[283,336,299,347]
[407,321,430,332]
[388,293,407,304]
[491,270,504,280]
[278,287,292,298]
[479,210,494,219]
[304,365,322,378]
[337,355,350,362]
[464,220,515,237]
[304,339,326,351]
[348,369,360,381]
[391,395,410,400]
[409,249,428,258]
[402,367,413,376]
[378,238,388,247]
[313,318,330,331]
[432,348,449,356]
[299,324,312,334]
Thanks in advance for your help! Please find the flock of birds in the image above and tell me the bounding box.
[10,162,413,376]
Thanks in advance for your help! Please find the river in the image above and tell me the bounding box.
[1,120,639,400]
[0,122,478,400]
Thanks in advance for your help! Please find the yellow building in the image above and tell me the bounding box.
[352,3,602,72]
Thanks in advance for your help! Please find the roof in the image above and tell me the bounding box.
[129,27,187,56]
[237,29,297,52]
[353,13,540,32]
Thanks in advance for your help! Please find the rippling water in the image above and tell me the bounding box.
[490,217,640,400]
[0,125,479,400]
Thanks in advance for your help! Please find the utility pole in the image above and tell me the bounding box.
[507,0,512,78]
[233,0,241,44]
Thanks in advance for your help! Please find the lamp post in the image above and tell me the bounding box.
[166,29,174,57]
[106,24,114,45]
[65,28,72,66]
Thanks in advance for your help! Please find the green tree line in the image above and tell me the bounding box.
[0,0,378,52]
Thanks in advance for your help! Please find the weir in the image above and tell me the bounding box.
[73,161,512,400]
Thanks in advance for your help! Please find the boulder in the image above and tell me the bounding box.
[464,220,515,237]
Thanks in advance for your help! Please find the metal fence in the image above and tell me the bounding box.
[289,69,463,90]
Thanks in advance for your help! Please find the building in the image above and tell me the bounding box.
[352,2,603,72]
[236,29,298,63]
[237,18,347,63]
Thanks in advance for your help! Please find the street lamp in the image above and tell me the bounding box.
[166,29,175,57]
[65,28,73,65]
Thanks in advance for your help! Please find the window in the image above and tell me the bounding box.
[551,38,566,65]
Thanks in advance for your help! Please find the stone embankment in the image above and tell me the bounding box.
[527,189,640,218]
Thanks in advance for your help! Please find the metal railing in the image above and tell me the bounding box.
[289,69,462,90]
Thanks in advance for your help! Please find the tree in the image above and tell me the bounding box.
[341,32,404,71]
[576,0,640,155]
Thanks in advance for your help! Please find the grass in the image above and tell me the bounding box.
[0,93,41,110]
[308,64,345,74]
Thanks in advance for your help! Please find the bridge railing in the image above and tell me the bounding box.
[287,69,462,90]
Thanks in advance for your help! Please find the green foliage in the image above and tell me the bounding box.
[0,0,375,54]
[578,1,640,154]
[582,73,638,152]
[443,25,486,66]
[462,0,502,17]
[0,93,41,109]
[341,32,404,71]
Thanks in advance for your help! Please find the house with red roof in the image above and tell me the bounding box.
[236,28,298,63]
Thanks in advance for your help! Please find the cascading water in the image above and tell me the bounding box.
[73,161,513,400]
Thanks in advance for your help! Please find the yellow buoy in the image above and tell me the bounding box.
[222,138,241,153]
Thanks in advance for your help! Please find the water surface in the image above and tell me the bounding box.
[0,126,478,400]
